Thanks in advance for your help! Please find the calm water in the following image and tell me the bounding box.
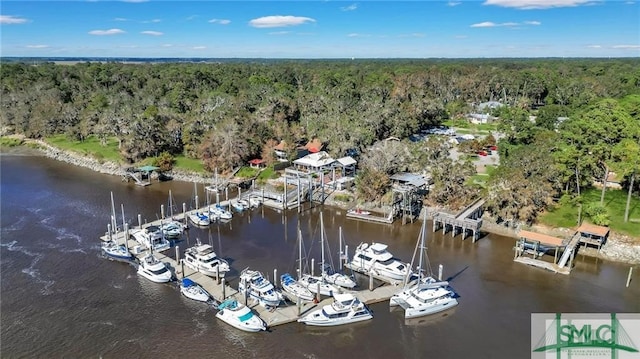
[1,151,638,359]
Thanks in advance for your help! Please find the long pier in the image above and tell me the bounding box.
[100,208,406,328]
[432,198,485,242]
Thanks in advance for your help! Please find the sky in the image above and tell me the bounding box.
[1,0,639,58]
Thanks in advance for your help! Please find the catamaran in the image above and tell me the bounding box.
[389,211,458,319]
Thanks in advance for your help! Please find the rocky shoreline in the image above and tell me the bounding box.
[9,140,640,266]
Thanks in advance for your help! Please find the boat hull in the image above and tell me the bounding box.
[298,312,373,327]
[404,297,458,319]
[216,312,266,332]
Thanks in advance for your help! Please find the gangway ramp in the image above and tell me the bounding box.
[455,198,486,220]
[557,233,581,268]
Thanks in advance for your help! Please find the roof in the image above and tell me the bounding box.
[336,156,357,166]
[293,151,335,168]
[577,223,610,238]
[274,140,287,151]
[389,173,427,188]
[138,165,160,172]
[305,138,324,153]
[248,159,265,165]
[518,230,565,247]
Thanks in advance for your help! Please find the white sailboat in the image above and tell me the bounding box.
[298,214,339,297]
[321,224,356,289]
[101,192,133,262]
[280,229,314,302]
[389,211,458,319]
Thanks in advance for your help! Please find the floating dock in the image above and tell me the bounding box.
[100,209,407,328]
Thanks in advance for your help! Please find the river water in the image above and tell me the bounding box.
[1,151,638,358]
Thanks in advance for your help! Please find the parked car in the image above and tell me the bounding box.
[478,150,488,156]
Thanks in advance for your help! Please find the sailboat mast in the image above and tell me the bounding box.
[298,229,303,281]
[417,213,426,280]
[110,191,117,234]
[320,212,325,276]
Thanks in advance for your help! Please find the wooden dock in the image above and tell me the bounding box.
[101,210,405,328]
[345,211,394,224]
[513,257,571,275]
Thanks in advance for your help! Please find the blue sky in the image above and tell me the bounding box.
[1,1,639,58]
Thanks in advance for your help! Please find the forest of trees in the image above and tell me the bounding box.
[1,58,639,228]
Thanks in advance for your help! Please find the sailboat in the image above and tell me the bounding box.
[280,229,315,302]
[162,190,186,239]
[188,183,211,226]
[322,225,356,289]
[298,212,339,297]
[389,211,458,319]
[101,192,133,262]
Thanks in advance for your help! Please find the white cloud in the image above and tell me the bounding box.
[114,17,129,22]
[471,20,540,27]
[249,15,315,28]
[448,1,462,6]
[193,46,206,50]
[483,0,592,10]
[0,15,29,24]
[26,45,49,48]
[587,45,602,48]
[186,15,198,21]
[141,31,163,36]
[471,21,498,28]
[612,45,640,49]
[341,3,358,11]
[88,28,125,35]
[142,19,161,23]
[162,44,173,47]
[208,19,231,25]
[269,31,291,35]
[347,33,371,37]
[398,33,425,38]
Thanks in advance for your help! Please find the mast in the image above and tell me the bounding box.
[110,191,117,234]
[298,229,303,281]
[320,212,325,277]
[417,213,426,281]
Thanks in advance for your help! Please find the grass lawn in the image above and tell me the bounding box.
[45,135,122,162]
[540,188,640,237]
[173,155,206,174]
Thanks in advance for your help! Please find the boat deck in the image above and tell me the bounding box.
[101,213,407,328]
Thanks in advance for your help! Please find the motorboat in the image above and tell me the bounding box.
[182,242,230,278]
[161,221,185,239]
[101,240,134,262]
[389,211,458,319]
[347,242,411,281]
[188,211,211,226]
[137,253,173,283]
[248,197,261,208]
[280,273,315,302]
[238,268,283,308]
[130,225,171,252]
[323,271,357,289]
[179,278,211,302]
[209,204,232,221]
[238,199,251,209]
[215,299,266,332]
[229,199,246,212]
[297,293,373,326]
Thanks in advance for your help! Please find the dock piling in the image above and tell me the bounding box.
[627,267,633,288]
[182,203,187,225]
[107,224,112,241]
[138,214,142,229]
[217,266,220,284]
[221,278,226,299]
[316,282,321,302]
[311,258,315,276]
[369,272,374,291]
[161,204,165,219]
[438,264,443,281]
[274,269,278,288]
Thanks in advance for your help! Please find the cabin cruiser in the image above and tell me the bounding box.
[390,284,458,319]
[216,299,266,332]
[101,240,133,262]
[238,268,283,308]
[182,242,230,278]
[280,273,315,302]
[179,278,211,302]
[348,242,411,281]
[137,254,173,283]
[298,293,373,326]
[130,225,171,252]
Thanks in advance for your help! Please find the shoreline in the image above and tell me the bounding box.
[6,141,639,266]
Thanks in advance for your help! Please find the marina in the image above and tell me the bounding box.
[99,203,419,328]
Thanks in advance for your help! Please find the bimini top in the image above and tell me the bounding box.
[181,278,196,287]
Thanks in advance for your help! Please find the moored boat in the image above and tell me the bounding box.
[130,225,171,252]
[238,268,283,308]
[182,242,230,278]
[347,242,411,281]
[137,253,173,283]
[101,240,134,262]
[297,293,373,326]
[215,299,266,332]
[188,211,211,227]
[179,278,211,302]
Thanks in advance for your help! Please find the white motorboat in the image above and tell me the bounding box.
[179,278,211,302]
[188,211,211,226]
[280,273,315,302]
[101,240,133,262]
[299,274,338,297]
[137,254,173,283]
[238,268,283,308]
[389,211,458,319]
[348,242,411,281]
[216,299,266,332]
[130,225,171,252]
[297,293,373,326]
[209,204,232,220]
[182,242,230,278]
[161,221,185,239]
[229,199,246,212]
